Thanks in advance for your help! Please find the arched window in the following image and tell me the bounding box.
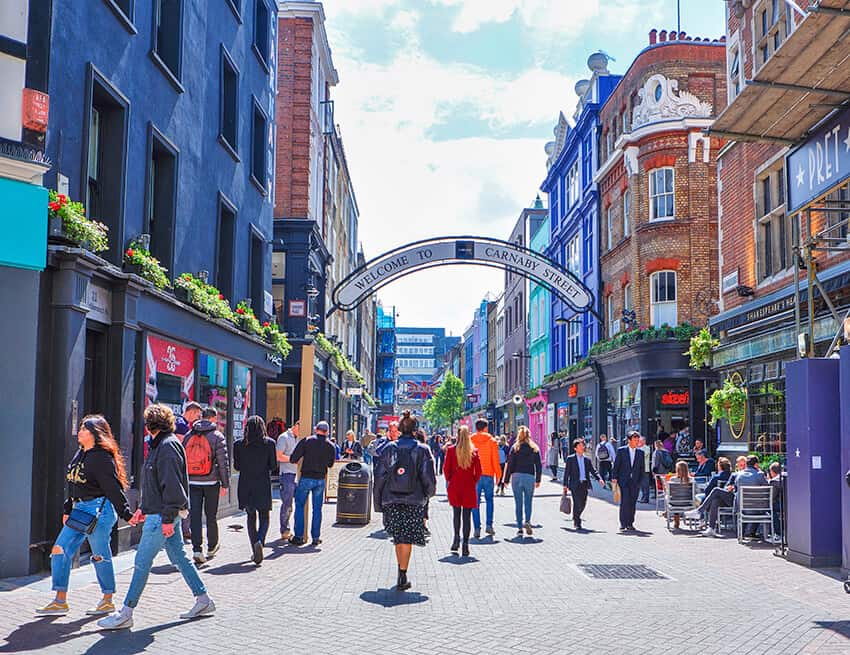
[650,270,677,327]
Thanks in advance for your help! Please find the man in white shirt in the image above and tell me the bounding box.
[638,436,652,503]
[611,431,646,532]
[276,421,300,541]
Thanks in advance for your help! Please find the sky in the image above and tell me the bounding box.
[321,0,726,336]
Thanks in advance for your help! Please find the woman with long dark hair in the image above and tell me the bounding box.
[443,426,481,557]
[374,411,436,591]
[234,416,277,565]
[37,415,134,616]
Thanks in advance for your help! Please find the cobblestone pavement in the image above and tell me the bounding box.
[2,478,849,655]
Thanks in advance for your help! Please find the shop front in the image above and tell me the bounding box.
[544,367,598,456]
[29,247,281,572]
[525,391,549,457]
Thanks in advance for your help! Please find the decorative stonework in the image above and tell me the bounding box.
[544,112,570,170]
[624,146,640,176]
[632,74,712,129]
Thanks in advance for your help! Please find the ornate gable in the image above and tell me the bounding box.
[632,74,712,129]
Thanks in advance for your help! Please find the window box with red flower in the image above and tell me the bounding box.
[123,240,170,289]
[233,301,262,335]
[47,190,109,252]
[174,273,234,318]
[261,321,292,359]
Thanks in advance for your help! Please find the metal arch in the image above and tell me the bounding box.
[328,235,600,322]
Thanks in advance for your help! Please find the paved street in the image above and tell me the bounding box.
[1,478,849,655]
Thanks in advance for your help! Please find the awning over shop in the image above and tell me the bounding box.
[710,0,850,144]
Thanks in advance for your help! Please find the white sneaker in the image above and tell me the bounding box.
[701,527,717,538]
[179,597,216,619]
[193,550,206,564]
[685,509,700,520]
[97,608,134,630]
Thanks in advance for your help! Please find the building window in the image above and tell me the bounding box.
[226,0,241,20]
[606,205,614,250]
[728,46,741,100]
[251,98,269,191]
[623,190,631,237]
[756,164,791,281]
[755,0,792,71]
[220,48,239,155]
[650,270,677,327]
[253,0,271,69]
[649,167,675,220]
[566,160,580,209]
[567,234,580,276]
[567,318,581,366]
[606,294,616,337]
[217,196,236,301]
[826,183,850,240]
[152,0,183,85]
[623,282,632,313]
[582,135,592,189]
[104,0,135,28]
[623,110,630,133]
[250,228,266,317]
[146,126,178,274]
[85,70,129,264]
[605,131,613,159]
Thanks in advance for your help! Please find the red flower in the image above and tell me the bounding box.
[236,307,245,315]
[57,194,67,205]
[218,294,225,300]
[126,248,134,258]
[263,321,270,328]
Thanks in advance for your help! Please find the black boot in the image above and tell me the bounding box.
[461,541,470,557]
[396,568,411,591]
[451,536,460,553]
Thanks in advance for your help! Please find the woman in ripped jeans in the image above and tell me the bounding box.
[37,415,134,617]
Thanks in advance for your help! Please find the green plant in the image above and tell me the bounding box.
[234,300,262,335]
[313,332,365,384]
[543,358,589,385]
[48,190,109,252]
[751,452,785,472]
[707,377,748,427]
[422,372,465,428]
[261,320,292,359]
[588,323,698,357]
[363,391,377,407]
[685,327,719,370]
[124,240,170,289]
[174,273,233,319]
[525,387,541,399]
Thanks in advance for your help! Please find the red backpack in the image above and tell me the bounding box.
[186,433,213,476]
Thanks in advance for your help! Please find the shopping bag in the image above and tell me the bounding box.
[612,482,621,504]
[560,493,572,515]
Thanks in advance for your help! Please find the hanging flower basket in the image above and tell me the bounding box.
[123,241,170,289]
[47,190,108,252]
[707,378,748,427]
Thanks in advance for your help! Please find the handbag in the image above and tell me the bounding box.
[560,493,572,515]
[612,482,621,504]
[65,497,107,535]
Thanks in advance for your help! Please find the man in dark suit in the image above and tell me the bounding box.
[563,438,604,530]
[694,450,715,479]
[611,431,646,532]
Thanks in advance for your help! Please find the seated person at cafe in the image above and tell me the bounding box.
[697,456,732,503]
[687,455,766,538]
[768,461,783,543]
[667,460,694,530]
[694,450,716,479]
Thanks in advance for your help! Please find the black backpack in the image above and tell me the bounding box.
[388,443,417,495]
[596,443,610,461]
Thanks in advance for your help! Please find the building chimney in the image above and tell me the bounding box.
[679,31,687,40]
[669,30,677,40]
[649,28,657,45]
[659,30,667,42]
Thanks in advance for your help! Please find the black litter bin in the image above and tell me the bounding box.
[336,462,372,525]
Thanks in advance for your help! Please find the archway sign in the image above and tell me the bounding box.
[328,236,597,319]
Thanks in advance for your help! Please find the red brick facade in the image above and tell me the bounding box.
[275,16,313,219]
[598,33,727,334]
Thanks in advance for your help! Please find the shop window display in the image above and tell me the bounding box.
[232,364,252,441]
[199,352,229,437]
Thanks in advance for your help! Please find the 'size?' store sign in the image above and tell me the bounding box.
[787,106,850,213]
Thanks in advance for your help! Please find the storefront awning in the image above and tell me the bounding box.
[709,0,850,145]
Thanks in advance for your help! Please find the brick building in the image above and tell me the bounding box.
[593,29,727,447]
[708,0,850,458]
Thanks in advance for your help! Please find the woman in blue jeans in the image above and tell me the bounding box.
[503,426,542,538]
[37,415,134,616]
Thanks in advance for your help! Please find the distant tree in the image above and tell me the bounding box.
[423,372,465,429]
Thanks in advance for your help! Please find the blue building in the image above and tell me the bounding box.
[395,327,459,417]
[19,0,280,574]
[375,304,397,421]
[542,53,620,371]
[540,52,619,442]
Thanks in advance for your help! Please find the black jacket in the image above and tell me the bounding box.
[234,436,277,511]
[183,420,230,486]
[612,446,646,488]
[563,454,603,492]
[504,443,542,483]
[374,436,436,508]
[340,440,363,460]
[141,432,190,524]
[290,434,336,480]
[64,446,133,521]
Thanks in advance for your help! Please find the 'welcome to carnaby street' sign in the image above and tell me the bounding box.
[787,106,850,213]
[329,237,594,315]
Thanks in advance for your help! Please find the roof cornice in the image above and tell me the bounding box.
[277,1,339,85]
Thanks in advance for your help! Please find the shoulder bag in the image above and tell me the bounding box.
[65,497,107,535]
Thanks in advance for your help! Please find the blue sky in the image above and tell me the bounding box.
[322,0,727,335]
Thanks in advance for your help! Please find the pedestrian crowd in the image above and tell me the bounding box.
[37,405,787,626]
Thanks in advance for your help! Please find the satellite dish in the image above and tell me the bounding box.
[512,394,524,406]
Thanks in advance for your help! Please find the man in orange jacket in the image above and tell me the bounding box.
[470,418,502,539]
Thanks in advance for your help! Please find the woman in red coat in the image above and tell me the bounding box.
[443,425,481,557]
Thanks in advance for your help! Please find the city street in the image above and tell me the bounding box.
[2,479,848,655]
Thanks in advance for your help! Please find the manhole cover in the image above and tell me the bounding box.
[576,564,667,580]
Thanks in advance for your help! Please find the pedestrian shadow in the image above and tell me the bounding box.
[0,615,99,652]
[469,537,500,545]
[204,561,261,575]
[359,589,429,607]
[505,536,543,545]
[367,530,390,540]
[813,620,850,640]
[82,619,189,655]
[150,564,177,575]
[437,555,479,565]
[561,527,605,534]
[500,523,543,529]
[617,529,653,537]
